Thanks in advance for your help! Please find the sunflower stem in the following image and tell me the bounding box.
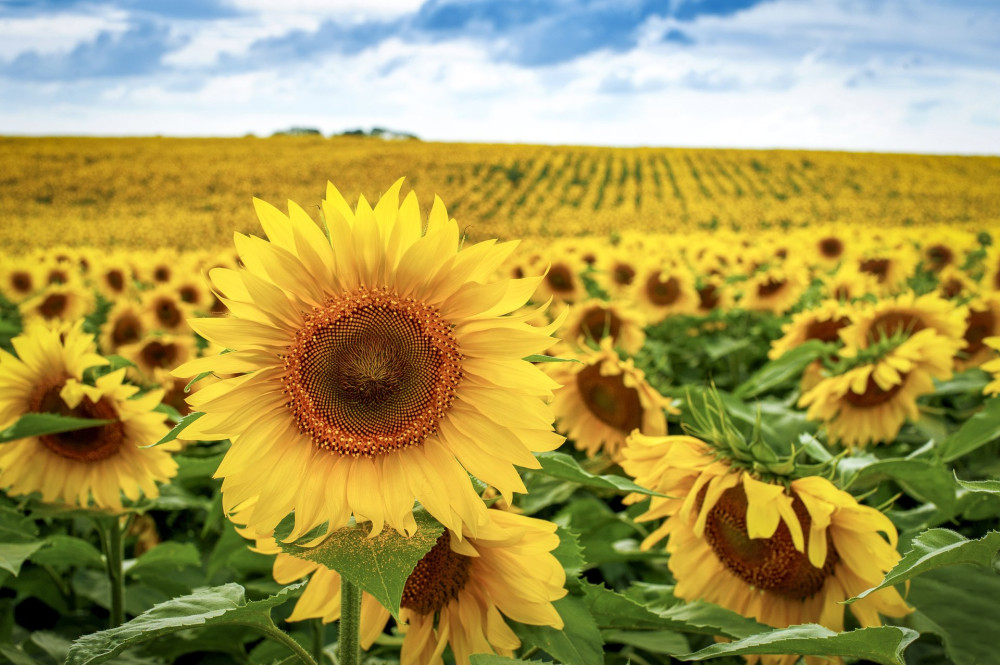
[312,619,326,664]
[242,620,319,665]
[102,515,127,629]
[339,579,362,665]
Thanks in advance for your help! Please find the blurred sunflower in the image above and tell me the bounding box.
[982,337,1000,396]
[840,291,968,357]
[768,300,853,392]
[119,333,196,386]
[957,294,1000,370]
[632,261,699,323]
[174,180,563,538]
[740,264,809,315]
[248,509,565,665]
[545,340,673,459]
[811,226,849,267]
[90,255,134,301]
[596,250,640,299]
[819,263,880,303]
[694,276,732,315]
[140,284,193,334]
[557,299,646,354]
[919,228,976,274]
[622,432,910,663]
[854,245,916,294]
[0,322,177,511]
[0,260,41,303]
[19,283,95,326]
[799,329,953,447]
[935,265,977,300]
[100,300,147,354]
[533,255,587,304]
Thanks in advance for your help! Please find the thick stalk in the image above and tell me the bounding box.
[100,516,126,628]
[312,619,326,665]
[339,579,362,665]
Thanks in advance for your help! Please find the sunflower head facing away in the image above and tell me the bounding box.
[621,429,910,664]
[175,180,564,540]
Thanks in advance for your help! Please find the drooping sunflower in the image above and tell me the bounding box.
[248,509,565,665]
[0,322,178,511]
[840,291,968,357]
[173,180,563,538]
[621,432,910,663]
[545,340,673,460]
[557,298,646,354]
[631,261,699,323]
[19,283,95,326]
[798,329,953,448]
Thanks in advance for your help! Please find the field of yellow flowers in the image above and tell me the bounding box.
[2,138,1000,665]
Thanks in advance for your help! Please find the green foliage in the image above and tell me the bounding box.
[534,451,668,496]
[0,413,116,445]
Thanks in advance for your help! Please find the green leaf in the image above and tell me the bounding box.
[734,340,827,399]
[0,541,46,576]
[841,458,956,511]
[126,541,202,579]
[955,475,1000,495]
[275,510,443,620]
[905,564,1000,665]
[0,645,43,665]
[185,371,213,392]
[938,396,1000,462]
[552,527,586,582]
[30,535,104,568]
[515,595,604,665]
[470,656,549,665]
[602,629,689,656]
[0,413,116,444]
[524,354,581,363]
[681,624,919,665]
[932,369,989,396]
[147,411,205,447]
[848,529,1000,602]
[64,582,304,665]
[535,452,668,497]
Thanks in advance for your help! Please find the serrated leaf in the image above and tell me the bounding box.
[734,340,828,399]
[147,411,204,447]
[602,629,689,655]
[275,510,443,620]
[30,535,104,568]
[535,452,668,497]
[65,582,304,665]
[842,458,956,511]
[0,413,116,444]
[954,475,1000,495]
[682,624,918,665]
[515,595,603,665]
[552,527,586,582]
[0,541,46,576]
[126,541,201,579]
[848,529,1000,602]
[470,655,549,665]
[905,564,1000,665]
[938,396,1000,462]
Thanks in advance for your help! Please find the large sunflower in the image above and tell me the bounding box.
[798,329,953,448]
[0,322,177,511]
[174,180,563,538]
[545,340,673,460]
[622,433,910,664]
[249,509,565,665]
[839,291,968,357]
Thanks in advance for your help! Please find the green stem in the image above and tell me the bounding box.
[312,619,326,664]
[339,579,362,665]
[245,621,319,665]
[94,515,127,629]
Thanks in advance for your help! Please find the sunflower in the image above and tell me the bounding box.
[90,255,135,301]
[839,291,968,357]
[768,300,853,392]
[981,337,1000,396]
[981,244,1000,293]
[0,322,177,511]
[170,260,212,312]
[798,329,953,447]
[595,249,641,300]
[810,225,850,267]
[173,180,563,538]
[248,508,565,665]
[740,264,809,315]
[632,261,699,323]
[545,340,673,460]
[557,298,646,354]
[693,275,733,315]
[100,300,147,354]
[819,263,880,303]
[533,255,588,304]
[956,294,1000,370]
[119,333,196,387]
[919,228,976,274]
[19,283,95,326]
[621,432,910,664]
[935,265,977,300]
[0,259,42,303]
[141,284,193,334]
[854,244,917,295]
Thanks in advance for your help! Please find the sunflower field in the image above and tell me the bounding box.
[1,138,1000,665]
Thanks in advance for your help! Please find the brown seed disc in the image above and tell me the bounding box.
[701,483,838,599]
[869,311,925,341]
[940,279,963,299]
[803,317,850,344]
[547,265,575,294]
[153,297,182,328]
[11,271,34,294]
[282,287,463,458]
[963,309,997,356]
[106,270,125,292]
[401,531,472,615]
[32,382,125,462]
[698,285,720,311]
[859,258,889,283]
[578,306,622,344]
[141,340,179,370]
[843,373,905,408]
[39,294,68,320]
[819,237,844,259]
[924,245,953,271]
[179,286,200,304]
[47,268,68,285]
[111,314,143,347]
[575,363,643,433]
[757,278,787,298]
[153,266,171,283]
[646,274,681,306]
[613,263,636,286]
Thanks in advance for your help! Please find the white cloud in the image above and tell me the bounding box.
[0,9,130,61]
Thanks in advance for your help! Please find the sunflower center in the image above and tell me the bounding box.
[576,363,642,433]
[33,384,125,462]
[579,307,622,343]
[698,285,720,311]
[803,317,849,344]
[48,269,68,285]
[154,266,171,282]
[283,287,462,458]
[11,271,33,293]
[870,312,925,341]
[140,340,179,370]
[941,278,963,299]
[843,374,905,407]
[179,286,199,304]
[819,238,844,259]
[613,263,636,286]
[154,297,182,328]
[963,309,996,357]
[107,270,125,292]
[757,278,787,298]
[39,293,68,319]
[925,245,953,271]
[547,265,575,294]
[112,314,143,347]
[647,274,681,306]
[702,484,837,599]
[859,258,889,283]
[401,531,472,615]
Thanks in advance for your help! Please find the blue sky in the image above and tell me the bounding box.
[1,0,998,153]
